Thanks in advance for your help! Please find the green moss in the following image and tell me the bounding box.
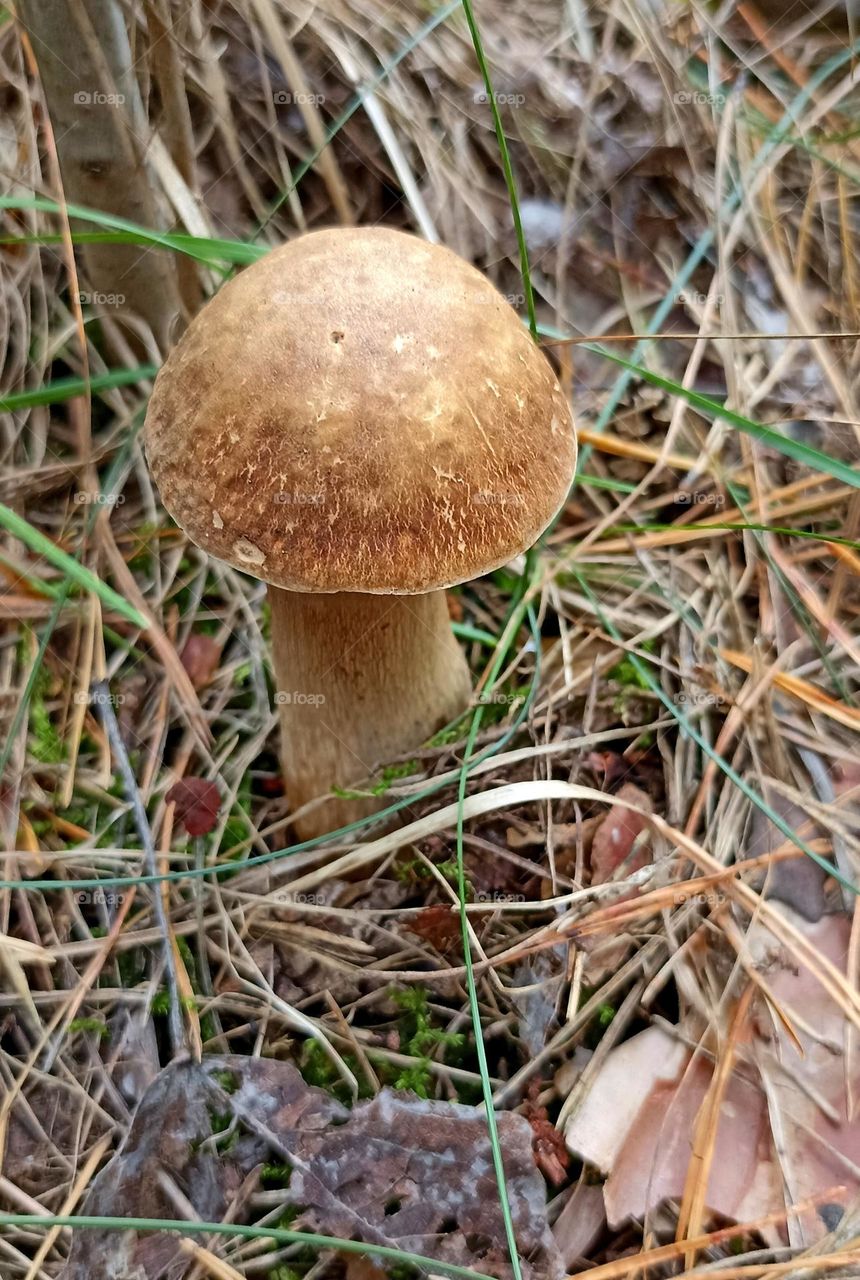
[598,1002,616,1028]
[388,987,465,1098]
[261,1161,293,1188]
[608,654,653,692]
[213,1068,239,1094]
[332,757,419,801]
[29,667,64,763]
[68,1017,108,1038]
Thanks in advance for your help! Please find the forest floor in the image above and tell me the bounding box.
[1,1,860,1277]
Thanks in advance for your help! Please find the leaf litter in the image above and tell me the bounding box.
[3,0,860,1276]
[60,1056,562,1280]
[564,903,860,1247]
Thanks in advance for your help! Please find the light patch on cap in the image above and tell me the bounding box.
[213,511,224,529]
[392,333,413,355]
[233,538,266,566]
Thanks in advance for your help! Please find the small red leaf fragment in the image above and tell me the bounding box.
[180,634,221,689]
[590,783,653,885]
[166,778,221,836]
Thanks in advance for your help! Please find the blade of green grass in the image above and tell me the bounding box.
[0,588,71,783]
[0,1214,496,1280]
[0,365,157,412]
[0,196,262,265]
[579,472,637,494]
[460,0,535,340]
[445,4,546,1275]
[584,343,859,490]
[451,621,499,646]
[0,503,147,629]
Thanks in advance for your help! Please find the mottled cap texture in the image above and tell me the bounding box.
[145,226,577,593]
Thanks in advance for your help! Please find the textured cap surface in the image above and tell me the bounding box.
[145,226,576,593]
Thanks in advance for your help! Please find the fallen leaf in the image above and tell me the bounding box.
[407,903,462,953]
[747,783,826,921]
[510,951,564,1055]
[180,633,222,688]
[59,1058,277,1280]
[551,1179,606,1267]
[62,1056,563,1280]
[564,907,860,1246]
[589,783,653,885]
[166,777,221,836]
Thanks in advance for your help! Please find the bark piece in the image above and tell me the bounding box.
[17,0,182,348]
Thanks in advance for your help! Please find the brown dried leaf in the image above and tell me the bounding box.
[523,1086,570,1187]
[747,784,827,922]
[551,1180,606,1268]
[407,903,462,953]
[180,633,222,689]
[564,908,860,1245]
[166,777,221,836]
[589,783,653,885]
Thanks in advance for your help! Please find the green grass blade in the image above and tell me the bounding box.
[0,1214,496,1280]
[0,503,147,629]
[0,365,157,412]
[460,0,536,338]
[0,589,70,782]
[587,344,859,490]
[0,196,262,265]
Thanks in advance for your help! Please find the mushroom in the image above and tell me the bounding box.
[144,227,576,837]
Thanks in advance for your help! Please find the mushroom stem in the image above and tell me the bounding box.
[269,588,472,838]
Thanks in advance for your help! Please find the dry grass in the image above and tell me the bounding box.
[1,0,860,1276]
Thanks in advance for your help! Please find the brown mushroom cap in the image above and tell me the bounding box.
[145,226,576,593]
